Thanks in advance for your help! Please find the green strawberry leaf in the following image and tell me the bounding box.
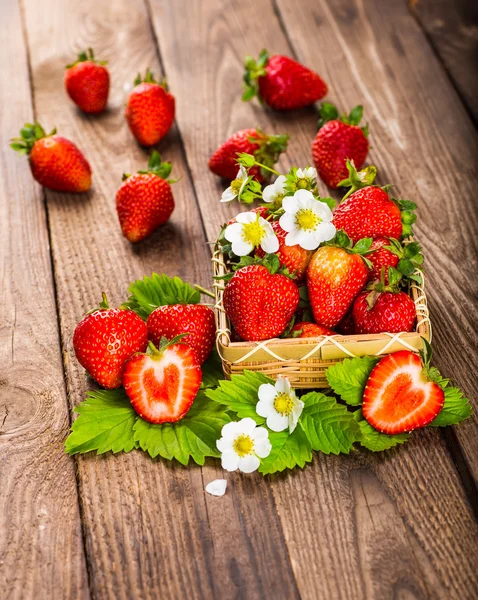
[122,273,200,319]
[205,370,273,423]
[201,351,225,389]
[133,392,231,465]
[429,381,473,427]
[353,411,409,451]
[326,356,380,405]
[300,392,361,454]
[259,425,312,475]
[65,389,137,455]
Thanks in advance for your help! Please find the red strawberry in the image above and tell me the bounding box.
[123,340,202,424]
[11,122,91,192]
[73,294,148,389]
[223,264,299,341]
[353,289,416,334]
[116,151,174,242]
[290,322,335,338]
[363,350,444,434]
[333,161,404,242]
[312,103,369,188]
[243,49,327,110]
[64,48,109,114]
[209,128,288,182]
[147,304,215,365]
[125,69,175,146]
[368,237,399,282]
[336,311,356,335]
[306,239,369,327]
[256,221,314,281]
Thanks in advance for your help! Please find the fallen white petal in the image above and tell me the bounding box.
[205,479,228,497]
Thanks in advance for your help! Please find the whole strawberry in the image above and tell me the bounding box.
[125,69,175,146]
[333,160,411,242]
[242,49,327,110]
[116,151,175,243]
[353,284,416,335]
[336,311,356,335]
[64,48,109,114]
[223,264,299,341]
[289,322,335,338]
[256,220,313,281]
[209,128,288,182]
[312,103,369,188]
[147,304,215,365]
[73,294,148,389]
[11,123,92,192]
[368,237,399,282]
[306,234,370,327]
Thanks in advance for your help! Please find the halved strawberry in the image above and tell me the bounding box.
[123,340,202,423]
[363,350,444,434]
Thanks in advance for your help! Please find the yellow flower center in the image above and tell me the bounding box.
[297,178,309,189]
[296,208,321,231]
[233,434,255,457]
[273,392,295,416]
[230,178,243,195]
[242,220,265,247]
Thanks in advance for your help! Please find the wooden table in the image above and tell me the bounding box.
[1,0,477,598]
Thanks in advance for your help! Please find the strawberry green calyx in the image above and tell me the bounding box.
[383,238,424,284]
[147,335,188,358]
[250,129,289,177]
[364,266,403,308]
[86,292,111,315]
[329,231,374,269]
[242,49,270,103]
[338,159,378,199]
[10,122,56,155]
[138,150,173,180]
[66,48,107,69]
[392,198,417,238]
[216,253,295,283]
[133,68,168,89]
[318,103,369,136]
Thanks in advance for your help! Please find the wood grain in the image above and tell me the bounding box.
[149,0,478,597]
[20,0,299,597]
[0,1,89,598]
[409,0,478,123]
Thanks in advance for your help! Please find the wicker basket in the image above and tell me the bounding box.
[212,243,431,388]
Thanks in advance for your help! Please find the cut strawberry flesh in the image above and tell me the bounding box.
[123,344,202,423]
[363,351,444,434]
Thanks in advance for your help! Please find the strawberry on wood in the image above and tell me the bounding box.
[11,122,92,192]
[64,48,109,114]
[242,49,328,110]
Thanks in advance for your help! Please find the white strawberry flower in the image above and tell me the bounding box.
[279,189,336,251]
[224,211,279,256]
[217,418,272,473]
[220,166,249,202]
[256,376,304,433]
[296,166,317,183]
[262,174,287,204]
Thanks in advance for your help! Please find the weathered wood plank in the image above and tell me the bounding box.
[409,0,478,123]
[149,0,478,597]
[20,0,299,597]
[275,0,478,486]
[0,1,89,598]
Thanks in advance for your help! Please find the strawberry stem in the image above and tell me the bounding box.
[194,284,215,298]
[99,293,110,309]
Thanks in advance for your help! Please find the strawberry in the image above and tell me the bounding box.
[312,103,369,188]
[333,161,416,242]
[256,221,314,281]
[362,349,444,434]
[11,123,92,192]
[125,69,175,146]
[289,322,335,338]
[223,264,299,341]
[242,49,327,110]
[116,151,174,243]
[368,237,399,282]
[209,128,288,182]
[147,304,215,365]
[73,294,148,389]
[306,234,370,327]
[353,288,416,334]
[123,340,202,424]
[64,48,109,114]
[336,311,356,335]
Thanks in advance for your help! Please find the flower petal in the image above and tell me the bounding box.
[317,222,336,241]
[282,195,298,213]
[251,426,269,441]
[231,239,254,256]
[236,211,257,224]
[224,222,243,242]
[221,187,237,202]
[239,417,258,435]
[254,437,272,458]
[279,212,296,232]
[262,183,277,203]
[220,421,244,439]
[267,412,289,432]
[260,232,279,253]
[295,230,321,251]
[205,479,227,496]
[275,376,291,395]
[295,188,315,209]
[258,383,278,403]
[314,201,334,221]
[284,228,304,247]
[256,399,273,418]
[221,451,240,472]
[274,175,287,192]
[238,454,260,473]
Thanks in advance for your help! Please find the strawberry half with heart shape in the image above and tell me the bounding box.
[65,48,109,114]
[209,128,288,182]
[289,322,335,338]
[223,263,299,341]
[11,122,92,192]
[333,160,417,242]
[242,49,328,110]
[312,103,369,189]
[123,339,202,423]
[363,348,445,434]
[306,233,371,327]
[147,304,215,365]
[116,151,175,243]
[73,294,148,389]
[125,69,175,146]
